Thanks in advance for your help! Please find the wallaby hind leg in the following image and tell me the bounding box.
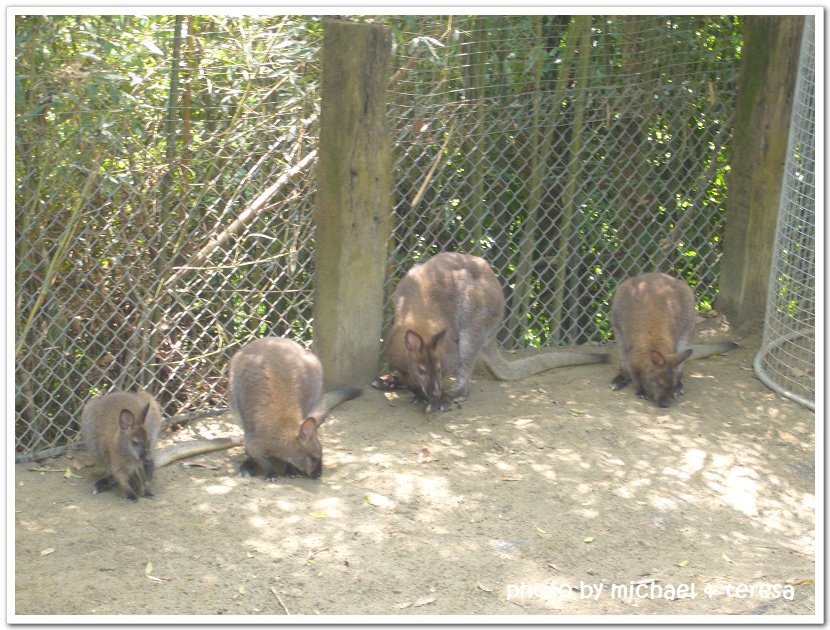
[93,475,116,495]
[610,373,630,391]
[239,456,259,478]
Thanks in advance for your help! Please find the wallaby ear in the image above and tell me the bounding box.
[135,402,150,426]
[404,330,424,354]
[650,350,666,367]
[299,417,318,441]
[430,329,447,350]
[118,409,135,432]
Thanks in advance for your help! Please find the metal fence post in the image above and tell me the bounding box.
[313,19,392,389]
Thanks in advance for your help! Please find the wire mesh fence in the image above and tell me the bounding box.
[386,16,740,349]
[15,15,743,458]
[15,16,321,456]
[754,16,816,410]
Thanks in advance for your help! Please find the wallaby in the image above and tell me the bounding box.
[228,337,361,481]
[80,389,162,502]
[373,252,607,412]
[610,272,737,407]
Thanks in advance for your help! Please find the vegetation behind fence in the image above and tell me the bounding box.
[15,15,741,456]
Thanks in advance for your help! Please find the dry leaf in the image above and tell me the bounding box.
[753,570,768,579]
[413,595,436,607]
[183,462,218,470]
[786,578,815,586]
[477,582,493,592]
[722,552,733,563]
[395,601,412,609]
[71,459,83,470]
[500,477,523,482]
[145,561,153,574]
[548,562,562,572]
[583,536,594,543]
[239,585,246,595]
[674,560,689,568]
[417,447,433,463]
[146,575,164,583]
[309,511,331,518]
[536,526,552,540]
[365,492,394,508]
[246,551,254,558]
[40,548,55,556]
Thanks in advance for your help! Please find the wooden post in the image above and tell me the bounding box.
[718,16,804,327]
[313,19,392,389]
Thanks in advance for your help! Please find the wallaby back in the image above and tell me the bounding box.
[610,272,699,407]
[228,337,359,480]
[80,389,162,501]
[385,252,609,412]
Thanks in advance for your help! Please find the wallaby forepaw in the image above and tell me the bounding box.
[125,491,139,502]
[143,489,155,499]
[371,374,402,391]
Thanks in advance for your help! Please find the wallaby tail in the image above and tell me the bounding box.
[323,386,362,410]
[480,343,609,381]
[689,341,738,361]
[154,436,244,468]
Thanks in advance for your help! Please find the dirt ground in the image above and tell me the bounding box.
[13,320,817,620]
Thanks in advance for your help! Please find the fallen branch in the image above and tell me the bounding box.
[163,149,318,291]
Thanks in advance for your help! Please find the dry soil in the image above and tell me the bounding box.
[13,322,816,620]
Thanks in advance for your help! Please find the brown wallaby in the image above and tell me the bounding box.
[373,252,607,412]
[80,389,162,502]
[228,337,361,481]
[610,272,737,407]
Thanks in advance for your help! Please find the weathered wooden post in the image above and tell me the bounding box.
[313,19,392,389]
[718,16,804,327]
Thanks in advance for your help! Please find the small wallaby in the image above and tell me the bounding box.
[373,252,607,412]
[80,389,162,502]
[610,272,737,407]
[228,337,361,481]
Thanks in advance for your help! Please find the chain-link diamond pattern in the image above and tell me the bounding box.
[15,16,321,455]
[386,16,739,350]
[16,15,746,457]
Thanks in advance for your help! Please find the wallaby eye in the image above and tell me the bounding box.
[132,440,142,448]
[417,366,428,376]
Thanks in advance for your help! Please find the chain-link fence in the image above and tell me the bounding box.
[15,16,321,456]
[754,16,816,410]
[16,15,743,458]
[386,16,740,349]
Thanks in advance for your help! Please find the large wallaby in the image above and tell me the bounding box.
[373,252,607,412]
[228,337,361,481]
[610,272,737,407]
[80,389,162,502]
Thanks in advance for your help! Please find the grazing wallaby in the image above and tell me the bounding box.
[610,272,737,407]
[81,389,162,502]
[373,252,607,412]
[228,337,361,481]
